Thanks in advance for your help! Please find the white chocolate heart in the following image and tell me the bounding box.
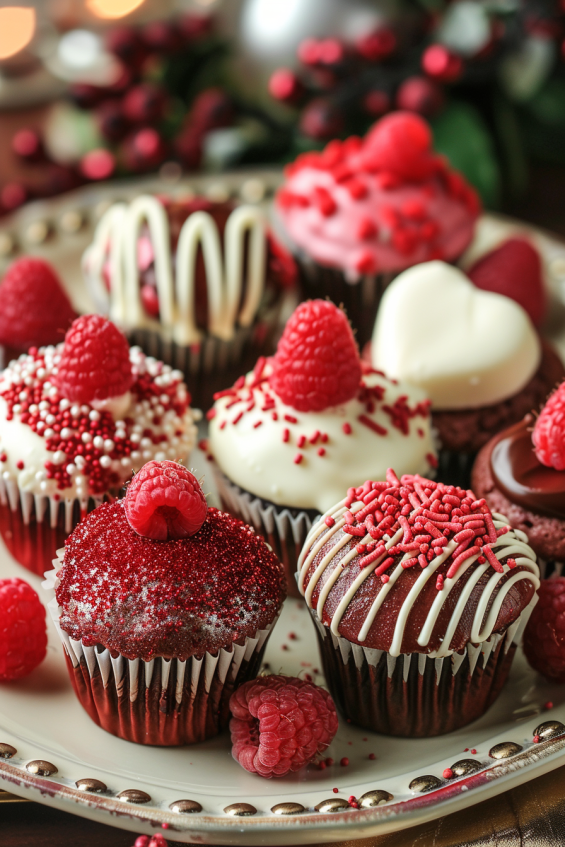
[371,261,541,410]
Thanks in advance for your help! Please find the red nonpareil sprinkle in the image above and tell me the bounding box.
[325,757,334,766]
[282,428,290,443]
[348,795,358,807]
[0,454,6,463]
[471,749,477,755]
[507,558,517,569]
[340,757,349,767]
[321,433,329,443]
[16,460,24,470]
[342,422,352,435]
[294,453,303,464]
[533,735,540,744]
[368,753,376,760]
[325,516,335,528]
[318,761,327,771]
[442,768,454,779]
[545,701,554,710]
[332,786,338,792]
[318,447,326,457]
[289,632,297,640]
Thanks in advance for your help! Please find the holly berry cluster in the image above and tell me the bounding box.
[1,12,233,217]
[268,0,565,141]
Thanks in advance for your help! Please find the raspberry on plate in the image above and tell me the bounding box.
[523,577,565,683]
[54,314,134,404]
[229,674,339,777]
[269,300,362,412]
[125,460,207,540]
[0,578,47,681]
[532,382,565,471]
[0,257,77,352]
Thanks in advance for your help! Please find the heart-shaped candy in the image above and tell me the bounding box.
[371,261,541,410]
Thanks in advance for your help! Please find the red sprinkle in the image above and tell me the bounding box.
[442,768,454,779]
[368,753,376,760]
[294,453,303,464]
[318,447,326,457]
[533,735,540,743]
[471,749,477,755]
[342,422,352,435]
[545,701,554,710]
[340,757,349,767]
[282,428,290,443]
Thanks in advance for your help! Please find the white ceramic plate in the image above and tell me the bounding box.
[0,175,564,844]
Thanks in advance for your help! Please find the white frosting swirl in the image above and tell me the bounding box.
[208,365,436,513]
[371,261,541,410]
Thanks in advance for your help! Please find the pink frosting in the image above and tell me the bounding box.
[276,113,480,277]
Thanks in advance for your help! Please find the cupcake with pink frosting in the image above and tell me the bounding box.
[275,111,480,344]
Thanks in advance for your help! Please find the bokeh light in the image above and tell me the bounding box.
[85,0,145,20]
[0,7,36,61]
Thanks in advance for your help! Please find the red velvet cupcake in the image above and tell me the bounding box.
[43,461,285,746]
[83,194,296,409]
[298,470,539,737]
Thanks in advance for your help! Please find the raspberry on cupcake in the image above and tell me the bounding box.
[82,194,296,409]
[275,111,480,344]
[0,315,197,575]
[207,300,436,596]
[371,261,564,485]
[44,462,285,746]
[298,470,540,736]
[472,380,565,573]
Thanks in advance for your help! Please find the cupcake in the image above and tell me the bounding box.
[0,315,197,576]
[298,470,540,737]
[472,381,565,577]
[275,111,480,346]
[207,300,436,597]
[371,261,564,485]
[82,194,296,409]
[43,461,285,746]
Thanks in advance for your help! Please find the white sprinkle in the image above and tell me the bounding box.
[93,436,104,450]
[60,428,72,439]
[71,405,80,418]
[89,410,100,422]
[81,432,92,443]
[66,464,76,475]
[104,439,114,452]
[44,428,54,438]
[99,455,111,468]
[45,414,56,426]
[53,451,66,465]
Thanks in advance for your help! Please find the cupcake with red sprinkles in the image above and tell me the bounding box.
[275,111,480,345]
[298,470,539,736]
[0,315,196,576]
[207,300,436,596]
[43,461,285,746]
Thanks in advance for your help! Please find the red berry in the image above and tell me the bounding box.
[125,461,207,541]
[363,89,391,117]
[364,112,435,180]
[523,577,565,682]
[0,258,77,351]
[532,382,565,471]
[123,83,167,125]
[190,88,234,132]
[54,314,133,404]
[1,182,28,211]
[269,69,304,104]
[95,100,130,142]
[467,237,546,328]
[80,149,116,181]
[105,26,145,68]
[179,13,213,41]
[173,125,203,170]
[270,300,361,412]
[12,129,45,162]
[355,28,396,62]
[141,20,182,53]
[396,76,444,117]
[229,675,338,778]
[422,45,463,83]
[122,128,167,173]
[0,579,47,681]
[300,98,344,140]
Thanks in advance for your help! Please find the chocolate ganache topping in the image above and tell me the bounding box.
[490,415,565,520]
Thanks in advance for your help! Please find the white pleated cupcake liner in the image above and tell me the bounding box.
[43,552,278,745]
[212,465,315,598]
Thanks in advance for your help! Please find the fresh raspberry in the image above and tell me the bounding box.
[532,381,565,470]
[54,315,133,404]
[125,460,207,541]
[363,112,437,180]
[468,238,547,328]
[523,577,565,683]
[229,675,339,778]
[0,579,47,681]
[269,300,361,412]
[0,257,77,351]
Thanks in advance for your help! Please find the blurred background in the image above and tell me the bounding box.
[1,0,565,230]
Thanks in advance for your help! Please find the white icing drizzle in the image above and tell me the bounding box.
[298,500,539,658]
[83,196,267,345]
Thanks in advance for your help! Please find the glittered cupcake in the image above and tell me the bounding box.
[43,461,285,746]
[83,194,296,409]
[207,300,437,597]
[472,381,565,577]
[298,470,540,737]
[0,315,197,576]
[371,261,564,486]
[275,111,480,345]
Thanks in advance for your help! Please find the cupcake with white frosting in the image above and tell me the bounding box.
[298,470,540,736]
[82,195,296,409]
[0,315,197,575]
[371,261,564,485]
[207,300,436,596]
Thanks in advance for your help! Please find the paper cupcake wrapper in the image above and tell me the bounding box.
[310,602,535,738]
[0,476,106,576]
[212,466,316,599]
[43,555,277,746]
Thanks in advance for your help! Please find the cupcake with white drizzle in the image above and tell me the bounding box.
[82,195,296,409]
[298,469,539,736]
[0,315,197,576]
[207,300,437,597]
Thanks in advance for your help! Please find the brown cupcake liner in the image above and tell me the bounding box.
[0,476,107,576]
[436,449,476,490]
[43,556,277,746]
[310,604,535,738]
[212,465,316,599]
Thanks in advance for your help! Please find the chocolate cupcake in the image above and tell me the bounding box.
[0,315,197,576]
[298,470,539,737]
[472,381,565,576]
[275,112,479,345]
[371,261,564,486]
[43,461,285,746]
[83,194,296,409]
[207,300,437,597]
